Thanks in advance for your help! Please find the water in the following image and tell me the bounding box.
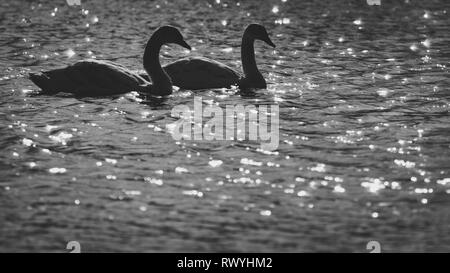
[1,0,449,252]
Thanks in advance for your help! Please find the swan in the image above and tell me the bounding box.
[142,24,275,90]
[29,26,191,96]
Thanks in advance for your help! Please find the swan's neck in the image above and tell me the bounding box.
[143,37,172,95]
[241,35,262,80]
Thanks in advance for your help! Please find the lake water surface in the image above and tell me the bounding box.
[0,0,449,252]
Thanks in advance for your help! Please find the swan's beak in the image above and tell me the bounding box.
[264,36,276,48]
[177,40,192,51]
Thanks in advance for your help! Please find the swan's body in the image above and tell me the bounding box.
[165,56,241,89]
[29,26,191,96]
[138,57,241,89]
[143,24,275,90]
[30,60,149,96]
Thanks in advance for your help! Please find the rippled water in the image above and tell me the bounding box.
[1,0,449,252]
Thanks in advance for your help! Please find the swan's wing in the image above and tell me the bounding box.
[30,67,76,94]
[164,57,242,90]
[72,60,145,89]
[94,60,149,85]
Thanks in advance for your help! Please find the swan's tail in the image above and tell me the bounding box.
[29,72,59,94]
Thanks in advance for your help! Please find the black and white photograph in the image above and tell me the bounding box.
[0,0,449,257]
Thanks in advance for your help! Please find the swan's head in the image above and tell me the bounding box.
[152,25,191,50]
[245,24,276,48]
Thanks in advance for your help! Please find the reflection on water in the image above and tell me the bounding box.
[0,0,449,252]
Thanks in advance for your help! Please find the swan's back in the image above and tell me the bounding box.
[30,59,148,96]
[164,57,241,90]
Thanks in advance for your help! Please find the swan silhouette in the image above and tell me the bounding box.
[29,26,191,96]
[142,24,275,90]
